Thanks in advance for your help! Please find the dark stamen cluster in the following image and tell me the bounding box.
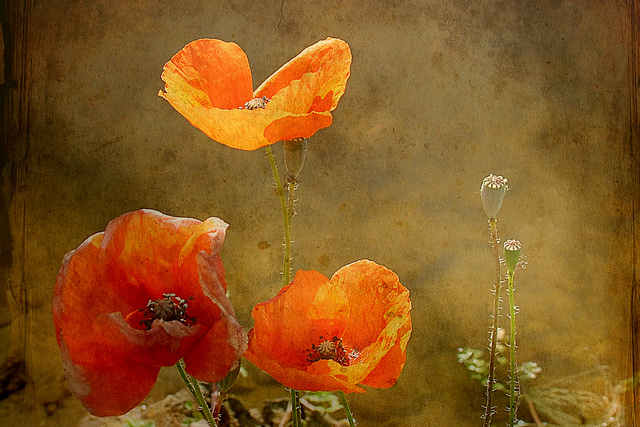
[139,293,195,330]
[306,335,358,366]
[240,95,270,110]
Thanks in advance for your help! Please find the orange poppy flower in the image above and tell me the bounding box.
[159,37,351,151]
[244,260,412,393]
[52,209,247,416]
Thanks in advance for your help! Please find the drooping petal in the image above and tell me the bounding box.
[182,251,248,383]
[52,209,246,416]
[56,329,161,417]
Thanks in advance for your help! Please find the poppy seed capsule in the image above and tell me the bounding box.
[284,137,308,180]
[481,174,508,219]
[504,239,522,273]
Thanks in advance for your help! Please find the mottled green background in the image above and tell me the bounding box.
[1,0,637,425]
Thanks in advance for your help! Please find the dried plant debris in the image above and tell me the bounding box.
[519,366,628,427]
[80,389,350,427]
[0,357,26,401]
[458,346,631,426]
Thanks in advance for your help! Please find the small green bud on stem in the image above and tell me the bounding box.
[503,239,522,273]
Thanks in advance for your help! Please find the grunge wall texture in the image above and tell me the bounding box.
[1,0,639,425]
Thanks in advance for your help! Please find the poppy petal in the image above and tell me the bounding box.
[333,260,412,388]
[254,38,351,112]
[53,210,245,416]
[246,330,363,393]
[182,252,248,382]
[159,38,351,150]
[57,333,160,417]
[263,112,333,144]
[250,270,349,365]
[359,320,412,388]
[155,102,298,150]
[159,39,253,110]
[97,211,229,324]
[245,260,411,393]
[332,260,411,351]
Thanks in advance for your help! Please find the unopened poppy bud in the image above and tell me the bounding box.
[481,174,508,219]
[284,138,308,180]
[504,239,522,273]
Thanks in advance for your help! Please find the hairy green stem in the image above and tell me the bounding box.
[337,391,356,427]
[266,146,302,424]
[507,269,518,426]
[287,180,295,221]
[483,218,502,426]
[265,146,292,286]
[176,361,217,427]
[286,180,295,268]
[290,388,302,427]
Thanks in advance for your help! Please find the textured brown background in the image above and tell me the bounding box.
[1,0,639,425]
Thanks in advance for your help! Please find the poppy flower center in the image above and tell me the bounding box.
[240,95,270,110]
[306,336,359,366]
[138,293,196,330]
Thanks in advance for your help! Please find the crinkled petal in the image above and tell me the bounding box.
[182,252,248,382]
[98,210,229,325]
[334,260,412,388]
[360,319,412,388]
[332,260,411,350]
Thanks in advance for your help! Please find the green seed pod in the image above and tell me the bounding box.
[503,239,522,273]
[284,137,308,181]
[480,174,508,219]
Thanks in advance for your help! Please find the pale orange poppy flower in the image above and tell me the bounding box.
[244,260,412,393]
[159,38,351,150]
[52,209,247,416]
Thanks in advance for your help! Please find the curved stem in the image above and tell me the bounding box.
[483,218,502,427]
[265,146,292,286]
[176,361,217,427]
[211,387,227,423]
[508,269,518,426]
[337,391,356,427]
[525,396,543,427]
[177,359,196,396]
